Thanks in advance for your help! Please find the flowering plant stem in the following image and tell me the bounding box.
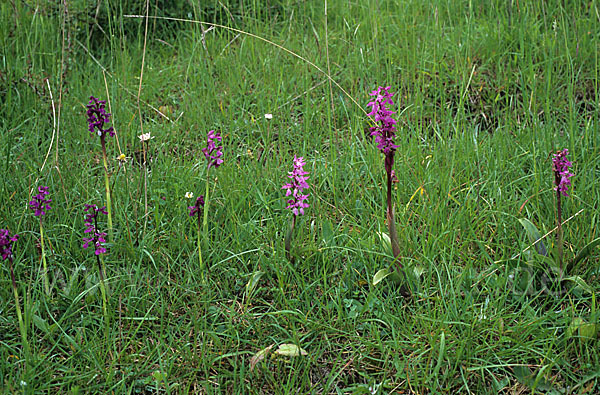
[39,219,50,296]
[197,208,205,280]
[386,165,401,260]
[8,256,30,362]
[552,148,573,272]
[203,176,210,238]
[556,191,564,271]
[101,137,113,241]
[95,254,109,340]
[284,215,297,264]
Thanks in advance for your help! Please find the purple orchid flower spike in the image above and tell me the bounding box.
[552,149,574,197]
[282,155,310,216]
[188,196,205,218]
[0,229,19,261]
[202,130,224,170]
[282,155,310,264]
[86,96,115,138]
[83,204,109,255]
[367,86,399,155]
[29,186,52,217]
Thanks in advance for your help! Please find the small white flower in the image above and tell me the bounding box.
[138,133,154,142]
[20,381,27,387]
[185,192,194,199]
[264,113,273,120]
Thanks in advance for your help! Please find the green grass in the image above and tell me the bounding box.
[1,0,599,393]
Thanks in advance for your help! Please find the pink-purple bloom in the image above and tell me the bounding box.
[83,204,108,255]
[282,156,310,216]
[367,86,399,155]
[202,130,224,169]
[188,196,205,217]
[86,96,115,138]
[0,229,19,261]
[29,186,52,216]
[552,149,574,197]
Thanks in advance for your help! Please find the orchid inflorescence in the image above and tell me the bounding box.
[29,186,52,217]
[282,155,310,216]
[86,96,115,138]
[552,149,574,197]
[83,204,108,255]
[188,196,205,218]
[202,130,224,169]
[0,229,19,261]
[367,86,399,156]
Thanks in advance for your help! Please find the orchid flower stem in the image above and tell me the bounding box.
[386,166,401,261]
[386,164,411,296]
[96,254,109,340]
[39,219,50,296]
[197,212,205,280]
[143,142,148,231]
[556,191,564,272]
[101,137,113,242]
[9,258,30,363]
[285,215,296,264]
[203,171,210,239]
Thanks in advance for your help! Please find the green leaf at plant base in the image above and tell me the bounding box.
[246,270,263,296]
[579,322,598,340]
[373,268,392,285]
[33,314,50,334]
[563,275,594,295]
[567,317,598,341]
[152,370,167,384]
[322,219,334,246]
[376,231,392,253]
[274,343,308,357]
[518,218,548,256]
[250,344,274,371]
[513,365,559,393]
[569,237,600,272]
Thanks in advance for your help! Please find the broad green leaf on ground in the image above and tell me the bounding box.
[274,344,308,357]
[518,218,548,256]
[250,344,274,371]
[570,237,600,270]
[373,268,392,285]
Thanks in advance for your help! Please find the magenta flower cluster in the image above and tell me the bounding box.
[0,229,19,261]
[29,186,52,217]
[282,156,310,216]
[83,204,108,255]
[552,149,574,197]
[188,196,205,217]
[366,86,399,155]
[202,130,224,169]
[86,96,115,138]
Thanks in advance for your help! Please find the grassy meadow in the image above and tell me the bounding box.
[1,0,599,393]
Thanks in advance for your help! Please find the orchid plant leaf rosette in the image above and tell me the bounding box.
[515,149,600,299]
